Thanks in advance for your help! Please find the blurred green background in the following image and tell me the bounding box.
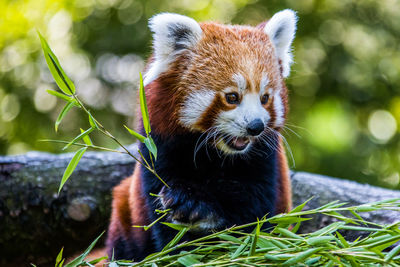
[0,0,399,189]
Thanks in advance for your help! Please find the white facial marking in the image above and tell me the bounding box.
[216,93,270,137]
[264,9,298,78]
[273,90,285,127]
[180,89,215,127]
[232,73,246,93]
[144,13,202,86]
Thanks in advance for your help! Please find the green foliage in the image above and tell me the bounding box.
[38,31,75,95]
[63,231,105,267]
[1,0,400,189]
[58,146,87,193]
[61,199,400,266]
[38,32,163,192]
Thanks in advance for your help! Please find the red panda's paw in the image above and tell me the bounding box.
[159,186,224,232]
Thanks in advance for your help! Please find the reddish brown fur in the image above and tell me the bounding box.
[105,165,150,255]
[93,17,293,262]
[275,139,292,213]
[147,22,287,137]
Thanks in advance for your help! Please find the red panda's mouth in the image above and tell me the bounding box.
[222,136,250,151]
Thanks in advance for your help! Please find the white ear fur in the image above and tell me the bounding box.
[144,13,202,86]
[264,9,297,78]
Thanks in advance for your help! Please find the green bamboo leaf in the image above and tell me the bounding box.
[305,256,321,265]
[139,73,151,135]
[144,136,157,160]
[385,244,400,262]
[269,216,311,225]
[80,128,93,146]
[177,255,201,266]
[38,32,75,95]
[161,222,187,231]
[46,90,77,104]
[64,231,104,267]
[55,102,75,132]
[88,112,98,129]
[55,247,64,267]
[63,128,94,150]
[58,147,87,194]
[282,248,322,266]
[350,210,365,223]
[124,125,146,143]
[290,197,313,213]
[336,231,349,248]
[218,234,243,244]
[161,228,188,251]
[264,254,280,261]
[270,239,288,249]
[306,236,334,246]
[366,235,400,251]
[275,227,303,239]
[355,206,379,212]
[291,221,302,234]
[257,237,278,249]
[87,257,107,265]
[231,236,251,259]
[309,222,345,237]
[249,221,261,256]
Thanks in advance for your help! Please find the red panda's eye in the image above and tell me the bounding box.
[225,93,240,104]
[261,94,269,105]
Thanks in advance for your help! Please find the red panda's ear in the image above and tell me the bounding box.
[264,9,298,78]
[144,13,202,86]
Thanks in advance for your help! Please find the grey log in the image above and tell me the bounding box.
[0,147,399,266]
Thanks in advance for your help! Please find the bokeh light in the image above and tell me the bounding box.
[0,0,399,190]
[368,110,397,143]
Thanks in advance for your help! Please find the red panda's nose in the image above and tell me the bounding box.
[246,119,264,136]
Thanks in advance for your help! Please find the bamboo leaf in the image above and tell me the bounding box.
[231,236,251,259]
[282,248,322,266]
[80,128,93,146]
[218,234,243,244]
[63,128,94,150]
[355,206,379,212]
[248,220,261,256]
[306,236,334,246]
[275,227,303,239]
[177,254,201,266]
[87,257,107,265]
[124,125,146,143]
[88,112,98,129]
[38,32,75,95]
[64,232,104,267]
[139,73,151,135]
[290,197,313,213]
[55,102,75,132]
[47,90,77,104]
[257,237,278,249]
[161,228,188,251]
[385,244,400,262]
[55,247,64,267]
[145,136,157,160]
[336,231,349,248]
[161,222,187,231]
[58,147,87,194]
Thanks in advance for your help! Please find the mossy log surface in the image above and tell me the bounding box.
[1,147,399,266]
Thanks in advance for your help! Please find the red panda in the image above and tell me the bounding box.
[104,9,297,261]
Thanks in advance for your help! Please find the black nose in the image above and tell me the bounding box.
[246,119,264,136]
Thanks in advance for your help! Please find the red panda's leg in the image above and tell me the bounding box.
[275,137,292,214]
[128,165,151,246]
[105,164,151,260]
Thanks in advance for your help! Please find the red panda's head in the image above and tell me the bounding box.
[144,10,297,155]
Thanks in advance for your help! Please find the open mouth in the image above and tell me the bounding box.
[220,136,250,151]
